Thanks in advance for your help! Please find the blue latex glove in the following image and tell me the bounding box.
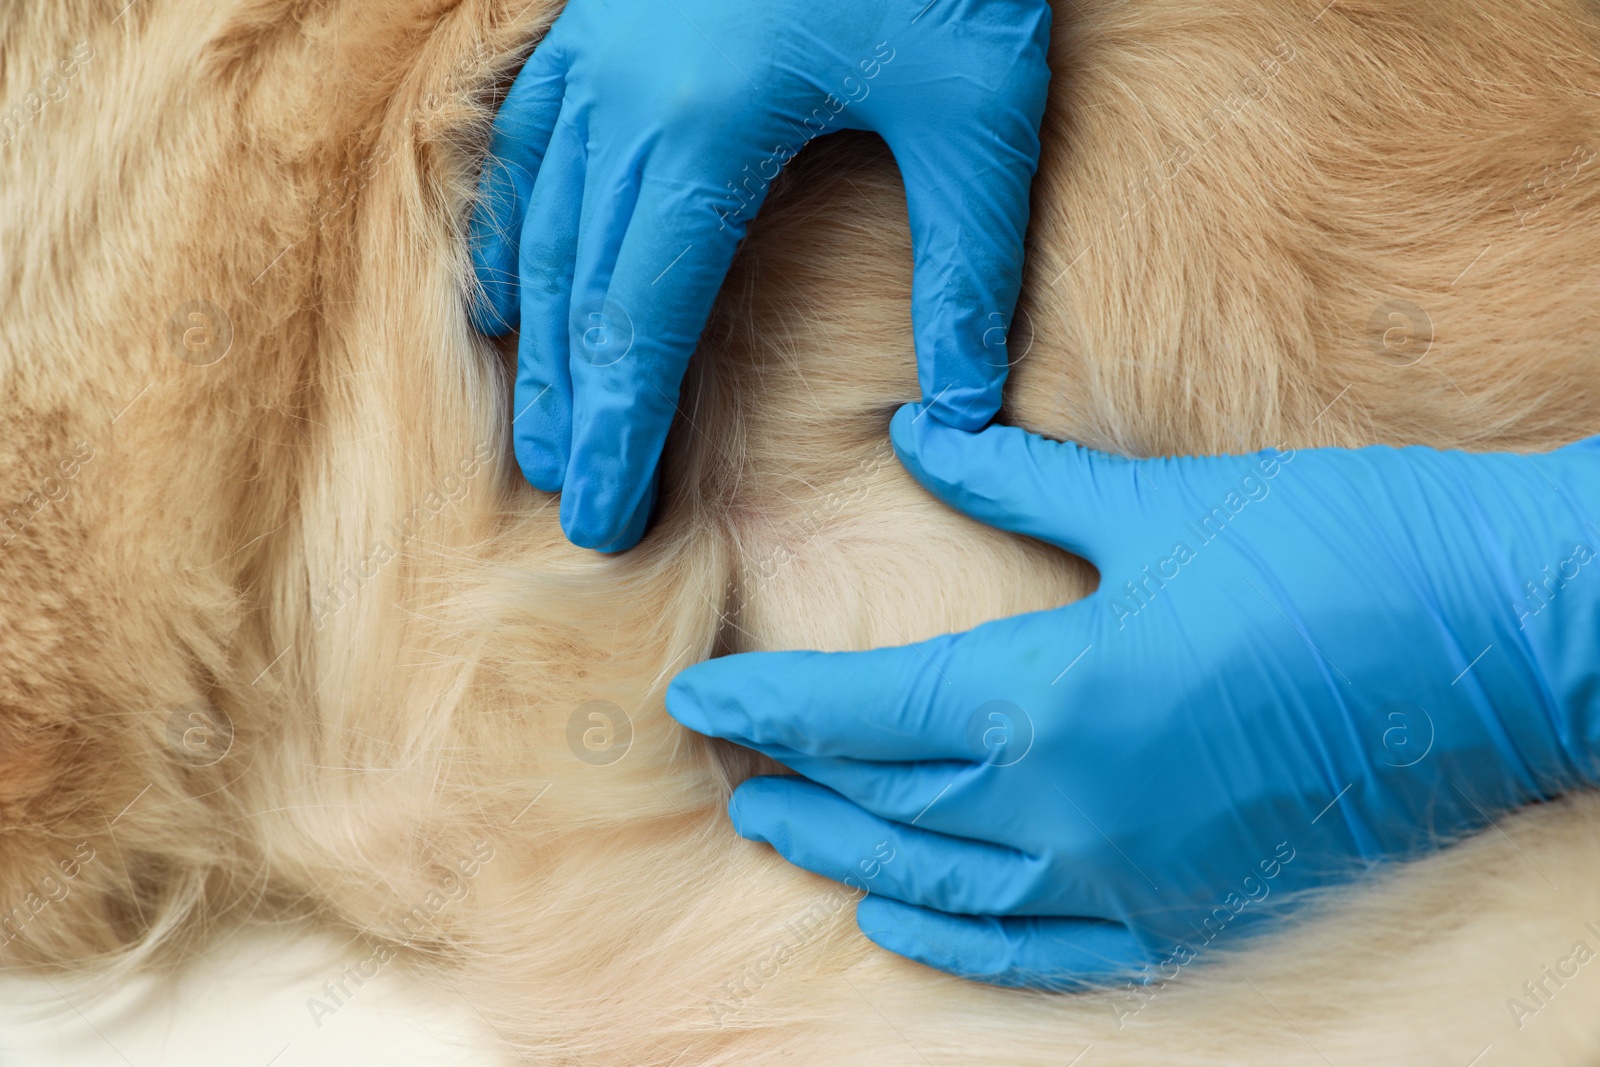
[468,1,1052,551]
[667,404,1600,990]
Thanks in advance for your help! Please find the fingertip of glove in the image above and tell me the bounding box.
[890,403,989,498]
[854,893,905,937]
[512,441,563,496]
[889,402,957,461]
[856,896,936,962]
[888,403,923,459]
[727,780,781,845]
[725,787,753,839]
[558,493,645,553]
[558,462,659,553]
[663,659,752,740]
[663,673,707,733]
[567,526,642,554]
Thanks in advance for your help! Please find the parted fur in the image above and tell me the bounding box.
[2,0,1600,1062]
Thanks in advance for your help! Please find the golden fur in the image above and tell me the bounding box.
[2,0,1600,1061]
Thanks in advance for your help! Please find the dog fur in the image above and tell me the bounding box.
[2,0,1600,1062]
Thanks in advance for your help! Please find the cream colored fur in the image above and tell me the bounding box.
[2,0,1599,1062]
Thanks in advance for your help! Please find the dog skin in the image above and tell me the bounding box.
[1,0,1599,1062]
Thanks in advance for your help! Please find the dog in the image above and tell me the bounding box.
[2,0,1599,1062]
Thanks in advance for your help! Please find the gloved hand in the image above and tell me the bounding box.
[468,1,1052,551]
[667,404,1600,990]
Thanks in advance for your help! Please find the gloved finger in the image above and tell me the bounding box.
[721,736,974,825]
[890,405,1149,567]
[468,33,570,335]
[741,749,1069,852]
[855,895,1147,992]
[877,27,1051,430]
[510,109,587,490]
[668,607,1084,760]
[730,776,1087,917]
[559,167,750,551]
